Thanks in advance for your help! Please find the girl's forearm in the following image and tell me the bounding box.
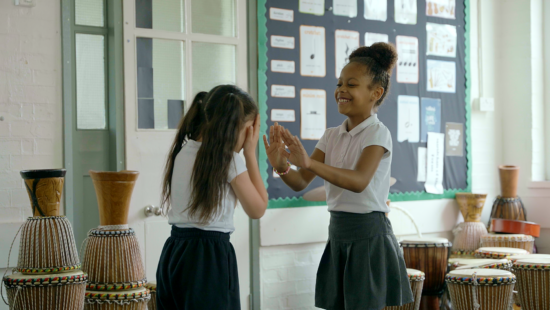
[279,169,311,192]
[245,153,268,204]
[307,160,368,193]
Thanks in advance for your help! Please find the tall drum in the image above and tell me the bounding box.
[400,238,452,309]
[2,270,87,310]
[513,258,550,310]
[446,269,516,310]
[384,269,425,310]
[480,234,535,253]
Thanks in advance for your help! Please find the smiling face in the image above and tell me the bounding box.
[335,62,384,121]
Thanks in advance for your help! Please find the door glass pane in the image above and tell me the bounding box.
[136,0,185,33]
[192,0,235,36]
[136,38,185,130]
[192,43,236,95]
[76,34,106,130]
[75,0,104,27]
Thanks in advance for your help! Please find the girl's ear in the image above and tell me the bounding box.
[373,86,384,102]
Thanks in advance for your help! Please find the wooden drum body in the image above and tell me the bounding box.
[446,269,516,310]
[17,216,80,274]
[474,247,529,259]
[84,287,151,310]
[481,234,535,253]
[82,229,146,290]
[513,258,550,310]
[2,270,87,310]
[384,269,424,310]
[401,238,451,308]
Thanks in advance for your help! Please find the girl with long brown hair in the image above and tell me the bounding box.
[156,85,268,310]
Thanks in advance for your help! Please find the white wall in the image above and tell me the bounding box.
[258,0,509,308]
[0,1,62,309]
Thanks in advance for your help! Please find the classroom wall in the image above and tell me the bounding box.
[258,0,550,308]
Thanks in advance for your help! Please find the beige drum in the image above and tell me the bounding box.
[384,269,424,310]
[84,287,151,310]
[2,270,87,310]
[453,258,512,271]
[474,247,528,259]
[446,269,516,310]
[513,258,550,310]
[480,234,535,253]
[509,254,550,265]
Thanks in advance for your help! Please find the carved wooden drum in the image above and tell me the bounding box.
[446,268,516,310]
[383,269,424,310]
[513,258,550,310]
[84,287,151,310]
[2,270,87,310]
[481,234,535,253]
[474,247,528,259]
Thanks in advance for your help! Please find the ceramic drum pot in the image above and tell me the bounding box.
[2,270,87,310]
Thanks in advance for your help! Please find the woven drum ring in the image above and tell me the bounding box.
[82,229,146,290]
[85,287,151,306]
[474,247,529,259]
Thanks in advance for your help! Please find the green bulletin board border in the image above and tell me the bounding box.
[258,0,472,209]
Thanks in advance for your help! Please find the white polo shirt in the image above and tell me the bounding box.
[315,114,392,214]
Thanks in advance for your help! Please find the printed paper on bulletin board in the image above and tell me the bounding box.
[259,0,471,208]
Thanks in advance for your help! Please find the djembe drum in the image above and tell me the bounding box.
[3,270,87,310]
[401,238,452,309]
[481,234,535,253]
[475,247,529,259]
[452,258,512,271]
[488,166,527,228]
[84,287,151,310]
[384,269,425,310]
[17,169,80,274]
[512,258,550,310]
[452,193,489,259]
[144,283,157,310]
[508,254,550,308]
[446,269,516,310]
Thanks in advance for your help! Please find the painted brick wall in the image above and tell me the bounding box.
[0,0,63,224]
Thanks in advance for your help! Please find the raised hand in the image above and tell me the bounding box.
[280,128,311,169]
[263,122,290,172]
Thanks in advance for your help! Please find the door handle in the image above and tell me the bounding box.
[144,205,162,217]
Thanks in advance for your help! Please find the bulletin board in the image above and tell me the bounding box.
[258,0,471,208]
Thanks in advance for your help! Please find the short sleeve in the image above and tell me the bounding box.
[315,130,329,152]
[228,153,248,183]
[361,124,393,159]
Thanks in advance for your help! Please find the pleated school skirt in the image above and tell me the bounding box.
[156,226,240,310]
[315,211,414,310]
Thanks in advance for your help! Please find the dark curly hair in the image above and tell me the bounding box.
[348,42,398,109]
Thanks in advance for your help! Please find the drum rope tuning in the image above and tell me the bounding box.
[471,272,480,310]
[1,224,24,306]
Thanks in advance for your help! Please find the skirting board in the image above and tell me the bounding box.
[259,200,460,247]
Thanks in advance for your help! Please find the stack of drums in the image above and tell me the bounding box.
[383,269,425,310]
[513,258,550,310]
[474,247,529,259]
[2,169,87,310]
[401,237,452,309]
[82,171,151,309]
[452,193,489,259]
[488,166,527,229]
[446,268,516,310]
[481,234,535,253]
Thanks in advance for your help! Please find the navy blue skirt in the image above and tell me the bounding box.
[315,211,414,310]
[156,227,240,310]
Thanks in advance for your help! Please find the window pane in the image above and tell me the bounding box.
[192,0,235,36]
[192,43,236,95]
[75,0,104,27]
[76,34,106,130]
[136,38,185,129]
[136,0,185,33]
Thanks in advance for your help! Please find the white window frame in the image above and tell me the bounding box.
[123,0,249,133]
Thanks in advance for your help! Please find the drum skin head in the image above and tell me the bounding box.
[448,268,512,278]
[401,237,450,244]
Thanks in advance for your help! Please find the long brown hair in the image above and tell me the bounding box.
[161,85,258,223]
[161,91,207,215]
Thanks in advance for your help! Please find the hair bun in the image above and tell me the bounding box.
[349,43,398,73]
